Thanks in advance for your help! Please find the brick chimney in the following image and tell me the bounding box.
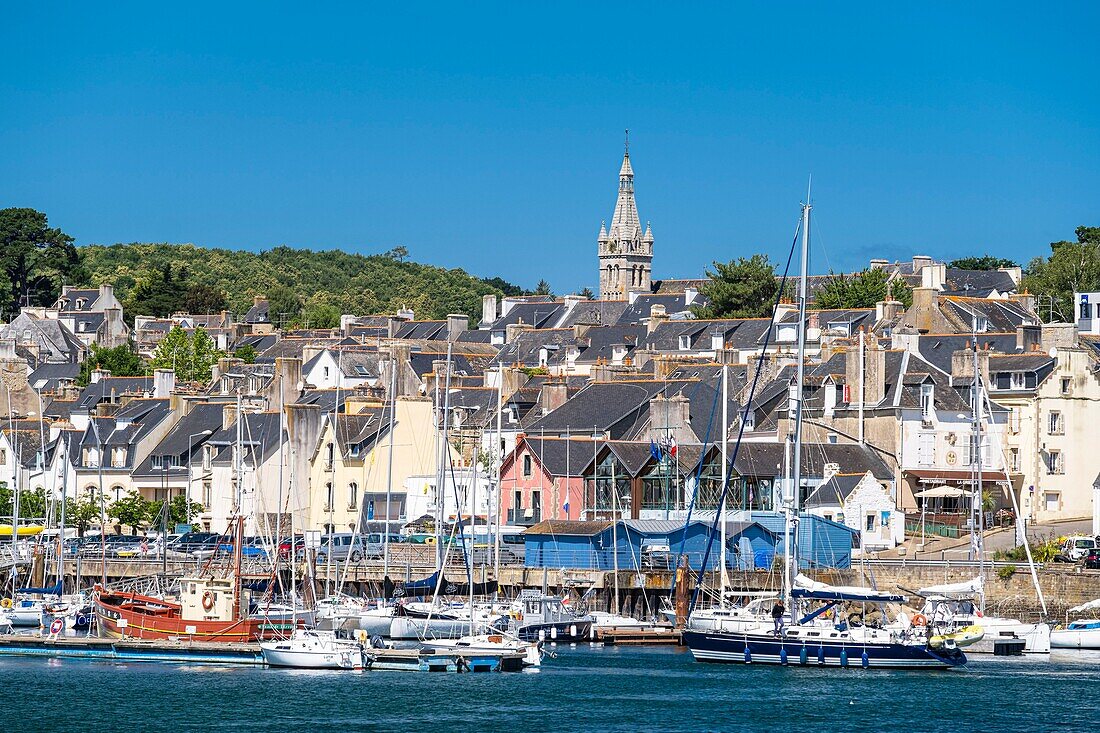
[540,379,568,415]
[647,304,669,335]
[648,394,693,444]
[846,338,887,406]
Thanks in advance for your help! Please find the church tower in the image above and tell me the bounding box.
[598,133,653,300]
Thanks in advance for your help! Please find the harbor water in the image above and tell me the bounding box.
[5,645,1098,732]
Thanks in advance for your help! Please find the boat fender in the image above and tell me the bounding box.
[0,598,11,609]
[911,613,927,627]
[799,646,808,665]
[779,647,788,665]
[840,649,848,667]
[817,645,825,665]
[202,591,215,611]
[861,651,869,669]
[744,645,751,664]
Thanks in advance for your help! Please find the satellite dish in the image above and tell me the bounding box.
[1048,347,1058,358]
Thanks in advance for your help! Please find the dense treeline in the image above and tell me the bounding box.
[78,242,525,323]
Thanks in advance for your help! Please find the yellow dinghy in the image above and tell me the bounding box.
[0,525,44,537]
[930,625,984,649]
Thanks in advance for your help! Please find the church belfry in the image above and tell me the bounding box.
[598,132,653,300]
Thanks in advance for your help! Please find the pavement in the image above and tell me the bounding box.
[878,517,1097,560]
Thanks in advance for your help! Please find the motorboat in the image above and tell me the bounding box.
[4,598,44,627]
[686,595,780,633]
[260,629,369,669]
[589,611,661,631]
[916,578,1050,654]
[1051,599,1100,650]
[388,601,474,640]
[431,633,542,667]
[505,590,593,642]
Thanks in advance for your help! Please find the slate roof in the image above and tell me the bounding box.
[0,312,85,363]
[557,300,628,328]
[916,333,1020,374]
[731,442,893,481]
[515,436,600,477]
[55,288,100,312]
[132,402,224,477]
[803,473,869,508]
[208,412,284,465]
[939,297,1035,332]
[244,299,270,324]
[28,362,80,392]
[941,268,1018,297]
[616,294,699,325]
[484,301,565,331]
[73,377,154,412]
[395,321,448,340]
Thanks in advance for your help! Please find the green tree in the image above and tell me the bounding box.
[694,254,780,319]
[948,256,1019,271]
[1022,226,1100,322]
[77,342,147,386]
[67,490,104,537]
[127,262,188,317]
[108,490,150,535]
[385,245,409,262]
[234,343,258,364]
[815,268,913,309]
[579,287,595,300]
[182,283,228,314]
[266,284,302,327]
[534,279,554,296]
[149,325,191,375]
[189,327,224,382]
[0,485,48,521]
[0,207,83,316]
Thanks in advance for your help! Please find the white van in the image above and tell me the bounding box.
[1060,535,1098,562]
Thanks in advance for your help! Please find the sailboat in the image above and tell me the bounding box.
[1051,599,1100,649]
[683,194,966,669]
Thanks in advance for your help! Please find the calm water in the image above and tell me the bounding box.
[4,645,1097,732]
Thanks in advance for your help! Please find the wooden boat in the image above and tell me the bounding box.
[94,516,292,643]
[94,578,290,642]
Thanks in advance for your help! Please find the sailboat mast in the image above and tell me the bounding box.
[971,325,985,610]
[492,365,504,581]
[719,363,728,606]
[786,192,811,604]
[383,344,397,580]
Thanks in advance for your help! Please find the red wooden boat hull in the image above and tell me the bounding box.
[94,590,291,643]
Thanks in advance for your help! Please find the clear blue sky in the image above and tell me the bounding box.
[2,3,1097,293]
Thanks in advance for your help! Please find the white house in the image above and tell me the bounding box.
[804,470,904,553]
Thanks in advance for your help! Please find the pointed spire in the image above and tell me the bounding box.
[598,221,608,240]
[643,222,653,242]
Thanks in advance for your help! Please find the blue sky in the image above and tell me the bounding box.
[2,3,1097,293]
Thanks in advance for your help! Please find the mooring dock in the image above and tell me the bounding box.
[593,627,683,646]
[0,634,528,672]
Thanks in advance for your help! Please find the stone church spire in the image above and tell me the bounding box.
[598,131,653,300]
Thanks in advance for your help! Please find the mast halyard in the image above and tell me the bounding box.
[719,363,728,606]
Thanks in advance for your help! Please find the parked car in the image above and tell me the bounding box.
[79,535,138,556]
[166,532,220,556]
[1084,548,1100,570]
[312,533,366,563]
[278,536,305,558]
[115,536,165,558]
[362,532,404,558]
[1060,535,1099,562]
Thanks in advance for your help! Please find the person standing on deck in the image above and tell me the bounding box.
[772,600,786,635]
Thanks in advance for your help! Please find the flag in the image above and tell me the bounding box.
[562,499,570,515]
[649,440,662,462]
[668,437,678,458]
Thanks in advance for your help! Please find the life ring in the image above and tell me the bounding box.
[201,591,215,611]
[0,598,11,609]
[911,613,927,627]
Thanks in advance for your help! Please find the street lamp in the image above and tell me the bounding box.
[187,430,213,529]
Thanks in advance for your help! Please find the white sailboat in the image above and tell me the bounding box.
[1051,599,1100,650]
[260,629,369,669]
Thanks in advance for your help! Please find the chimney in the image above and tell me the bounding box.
[647,304,669,335]
[869,259,889,269]
[628,289,644,304]
[446,314,469,341]
[912,255,933,273]
[648,394,692,444]
[396,308,415,321]
[254,295,266,306]
[822,462,841,482]
[1010,291,1037,316]
[563,294,584,312]
[846,338,886,405]
[573,322,594,340]
[950,342,990,383]
[0,339,14,359]
[890,325,920,353]
[1016,324,1041,353]
[99,283,114,303]
[999,266,1023,286]
[684,286,699,305]
[540,379,568,415]
[1040,323,1079,353]
[91,368,110,384]
[806,313,821,342]
[222,402,239,428]
[481,294,498,326]
[909,287,938,332]
[153,368,175,398]
[505,323,533,344]
[921,262,946,290]
[876,300,904,323]
[274,357,303,407]
[710,328,724,352]
[611,343,627,365]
